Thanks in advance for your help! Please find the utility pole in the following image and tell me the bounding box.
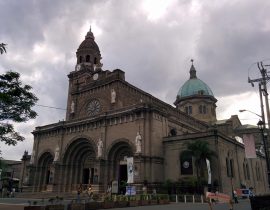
[248,61,270,190]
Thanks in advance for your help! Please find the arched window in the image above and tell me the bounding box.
[199,105,207,114]
[246,163,250,180]
[79,56,83,63]
[86,55,90,62]
[226,152,234,177]
[94,57,97,64]
[170,128,177,136]
[180,151,193,175]
[185,106,192,115]
[243,162,247,180]
[203,106,206,114]
[256,162,261,181]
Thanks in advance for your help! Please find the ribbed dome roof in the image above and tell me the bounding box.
[177,62,214,98]
[77,27,100,52]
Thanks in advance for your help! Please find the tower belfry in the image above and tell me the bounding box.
[76,27,102,69]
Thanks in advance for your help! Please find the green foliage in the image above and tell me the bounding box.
[185,140,216,184]
[0,43,7,54]
[0,71,38,146]
[0,158,7,173]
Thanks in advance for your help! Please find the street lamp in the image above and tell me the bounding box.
[239,109,262,118]
[257,120,270,189]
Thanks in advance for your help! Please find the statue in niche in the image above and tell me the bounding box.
[97,138,104,158]
[135,132,142,154]
[111,89,116,103]
[54,146,60,162]
[30,150,35,164]
[70,100,75,113]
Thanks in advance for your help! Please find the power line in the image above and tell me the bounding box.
[36,104,66,110]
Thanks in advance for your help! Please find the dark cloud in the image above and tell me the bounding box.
[0,0,270,159]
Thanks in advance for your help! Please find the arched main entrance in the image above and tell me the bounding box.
[107,140,134,194]
[62,138,96,191]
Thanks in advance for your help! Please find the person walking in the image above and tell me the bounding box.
[87,184,93,201]
[233,190,238,203]
[77,184,83,203]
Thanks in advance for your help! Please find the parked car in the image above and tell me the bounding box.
[236,188,254,198]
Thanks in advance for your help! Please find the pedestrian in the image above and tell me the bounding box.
[87,184,93,200]
[233,190,238,203]
[77,183,82,203]
[106,183,111,196]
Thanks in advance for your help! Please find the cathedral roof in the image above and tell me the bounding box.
[177,61,214,98]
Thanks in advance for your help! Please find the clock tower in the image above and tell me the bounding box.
[66,28,125,120]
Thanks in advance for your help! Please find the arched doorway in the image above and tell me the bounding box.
[108,141,134,194]
[62,138,96,191]
[37,152,53,191]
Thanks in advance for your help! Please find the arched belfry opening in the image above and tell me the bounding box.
[62,138,96,191]
[36,152,54,191]
[107,140,134,193]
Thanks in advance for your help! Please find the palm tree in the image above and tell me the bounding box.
[185,140,216,188]
[0,43,7,54]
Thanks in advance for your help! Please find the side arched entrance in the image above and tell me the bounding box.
[107,140,135,194]
[35,151,54,191]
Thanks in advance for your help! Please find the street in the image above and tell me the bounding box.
[0,198,251,210]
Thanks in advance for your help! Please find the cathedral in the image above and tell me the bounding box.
[24,28,268,195]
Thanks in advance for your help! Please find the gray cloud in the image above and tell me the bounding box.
[1,0,270,159]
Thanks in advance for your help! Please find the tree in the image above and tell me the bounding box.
[185,140,216,188]
[0,45,38,148]
[0,43,7,54]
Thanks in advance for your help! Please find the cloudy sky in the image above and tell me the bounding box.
[1,0,270,160]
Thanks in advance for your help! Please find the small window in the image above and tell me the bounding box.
[79,56,83,63]
[185,106,192,115]
[199,105,207,114]
[198,90,204,95]
[94,57,97,64]
[86,55,90,62]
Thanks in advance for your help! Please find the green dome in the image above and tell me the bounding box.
[177,62,214,98]
[177,78,214,98]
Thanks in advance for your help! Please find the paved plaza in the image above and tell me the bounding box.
[0,198,251,210]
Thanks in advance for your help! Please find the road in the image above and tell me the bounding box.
[0,198,251,210]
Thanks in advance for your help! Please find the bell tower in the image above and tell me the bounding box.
[65,28,104,120]
[75,27,103,71]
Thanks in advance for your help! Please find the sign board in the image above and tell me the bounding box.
[206,192,232,210]
[206,192,231,203]
[127,157,134,183]
[126,186,136,195]
[111,180,118,194]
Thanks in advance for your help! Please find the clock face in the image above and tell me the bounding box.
[76,64,81,71]
[93,73,99,80]
[183,161,190,169]
[87,99,101,116]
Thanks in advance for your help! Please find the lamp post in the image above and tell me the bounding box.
[257,120,270,189]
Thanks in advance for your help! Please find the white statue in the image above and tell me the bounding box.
[54,146,60,162]
[97,138,104,158]
[70,100,75,113]
[111,89,116,103]
[135,132,142,153]
[30,150,35,164]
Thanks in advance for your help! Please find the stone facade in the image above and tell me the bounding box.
[26,28,269,195]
